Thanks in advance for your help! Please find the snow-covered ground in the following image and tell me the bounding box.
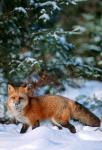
[0,80,102,150]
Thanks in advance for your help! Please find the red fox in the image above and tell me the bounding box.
[7,84,100,133]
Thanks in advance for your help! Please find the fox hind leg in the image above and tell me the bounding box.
[51,118,76,133]
[60,108,76,133]
[61,122,76,133]
[51,118,62,130]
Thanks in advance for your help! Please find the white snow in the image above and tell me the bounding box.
[39,13,50,22]
[39,1,60,11]
[0,80,102,150]
[14,7,27,14]
[61,80,102,100]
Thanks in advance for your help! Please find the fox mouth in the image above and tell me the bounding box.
[12,101,26,113]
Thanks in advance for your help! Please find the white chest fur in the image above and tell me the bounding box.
[10,103,29,124]
[16,113,27,124]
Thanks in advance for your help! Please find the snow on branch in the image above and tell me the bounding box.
[38,1,60,10]
[14,7,27,14]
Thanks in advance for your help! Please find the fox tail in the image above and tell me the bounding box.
[72,102,100,127]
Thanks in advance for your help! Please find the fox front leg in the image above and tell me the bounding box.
[20,124,29,133]
[32,120,40,130]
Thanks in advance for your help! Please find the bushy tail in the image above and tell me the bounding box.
[72,102,100,127]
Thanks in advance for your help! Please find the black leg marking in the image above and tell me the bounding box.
[32,120,40,130]
[62,122,76,133]
[20,124,29,134]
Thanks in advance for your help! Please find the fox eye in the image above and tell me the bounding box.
[11,96,15,99]
[19,97,23,100]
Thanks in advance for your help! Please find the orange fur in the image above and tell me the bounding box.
[7,85,100,133]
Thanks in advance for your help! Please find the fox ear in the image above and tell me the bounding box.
[8,84,15,94]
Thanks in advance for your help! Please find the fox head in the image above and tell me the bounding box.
[7,84,28,113]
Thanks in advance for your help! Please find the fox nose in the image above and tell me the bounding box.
[14,100,20,105]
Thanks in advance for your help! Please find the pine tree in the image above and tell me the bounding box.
[0,0,102,90]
